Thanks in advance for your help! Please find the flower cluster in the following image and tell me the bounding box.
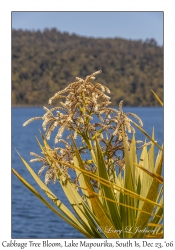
[23,70,145,185]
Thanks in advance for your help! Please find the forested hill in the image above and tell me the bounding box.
[12,29,163,106]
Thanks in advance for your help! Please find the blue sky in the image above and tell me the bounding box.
[12,12,163,46]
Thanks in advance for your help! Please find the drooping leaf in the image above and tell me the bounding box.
[12,168,92,238]
[151,89,163,106]
[132,121,163,151]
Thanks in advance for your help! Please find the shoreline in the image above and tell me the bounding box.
[12,104,54,108]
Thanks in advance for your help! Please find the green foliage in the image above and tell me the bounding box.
[12,132,163,238]
[12,29,163,106]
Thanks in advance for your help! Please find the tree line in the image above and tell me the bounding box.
[12,28,163,106]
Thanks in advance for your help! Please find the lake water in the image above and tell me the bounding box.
[12,107,163,239]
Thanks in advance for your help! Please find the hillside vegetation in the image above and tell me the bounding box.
[12,29,163,106]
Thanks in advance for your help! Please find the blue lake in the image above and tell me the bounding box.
[12,107,163,239]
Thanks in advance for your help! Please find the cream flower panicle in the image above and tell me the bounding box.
[23,70,145,184]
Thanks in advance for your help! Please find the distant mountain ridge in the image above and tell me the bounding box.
[12,28,163,106]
